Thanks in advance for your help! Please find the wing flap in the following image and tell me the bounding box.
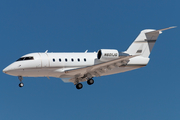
[65,55,135,84]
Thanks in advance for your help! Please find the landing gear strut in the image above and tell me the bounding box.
[76,83,83,89]
[18,76,24,87]
[87,78,94,85]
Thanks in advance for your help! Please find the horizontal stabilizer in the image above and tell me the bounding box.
[148,26,176,34]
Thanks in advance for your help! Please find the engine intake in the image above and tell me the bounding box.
[97,49,119,61]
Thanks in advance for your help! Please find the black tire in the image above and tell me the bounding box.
[19,83,24,87]
[76,83,83,89]
[87,79,94,85]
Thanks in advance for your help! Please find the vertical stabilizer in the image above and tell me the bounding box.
[125,27,176,58]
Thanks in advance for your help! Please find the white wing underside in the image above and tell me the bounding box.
[60,55,135,84]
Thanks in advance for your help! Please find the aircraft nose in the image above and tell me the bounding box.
[3,64,13,74]
[3,67,9,74]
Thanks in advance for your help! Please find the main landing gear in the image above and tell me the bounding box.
[18,76,24,87]
[76,83,83,89]
[87,78,94,85]
[75,78,94,90]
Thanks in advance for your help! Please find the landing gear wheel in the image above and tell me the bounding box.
[18,76,24,88]
[87,79,94,85]
[76,83,83,89]
[19,82,24,87]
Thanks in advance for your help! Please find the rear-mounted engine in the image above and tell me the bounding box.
[97,49,119,61]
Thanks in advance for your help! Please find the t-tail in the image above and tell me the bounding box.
[125,26,176,58]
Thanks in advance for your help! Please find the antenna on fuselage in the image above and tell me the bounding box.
[45,50,48,53]
[85,50,88,53]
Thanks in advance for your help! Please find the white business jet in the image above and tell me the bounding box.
[3,27,175,89]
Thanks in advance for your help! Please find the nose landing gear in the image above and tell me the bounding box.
[18,76,24,88]
[19,82,24,87]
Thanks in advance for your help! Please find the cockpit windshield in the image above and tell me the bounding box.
[16,56,34,61]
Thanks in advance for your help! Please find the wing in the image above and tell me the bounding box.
[60,55,135,84]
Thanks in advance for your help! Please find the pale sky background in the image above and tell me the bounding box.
[0,0,180,120]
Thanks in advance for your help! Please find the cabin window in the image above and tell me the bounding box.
[53,59,55,62]
[59,58,61,62]
[78,58,80,62]
[84,58,86,62]
[71,58,74,62]
[65,58,68,62]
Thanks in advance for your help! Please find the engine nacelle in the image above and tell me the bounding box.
[97,49,119,61]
